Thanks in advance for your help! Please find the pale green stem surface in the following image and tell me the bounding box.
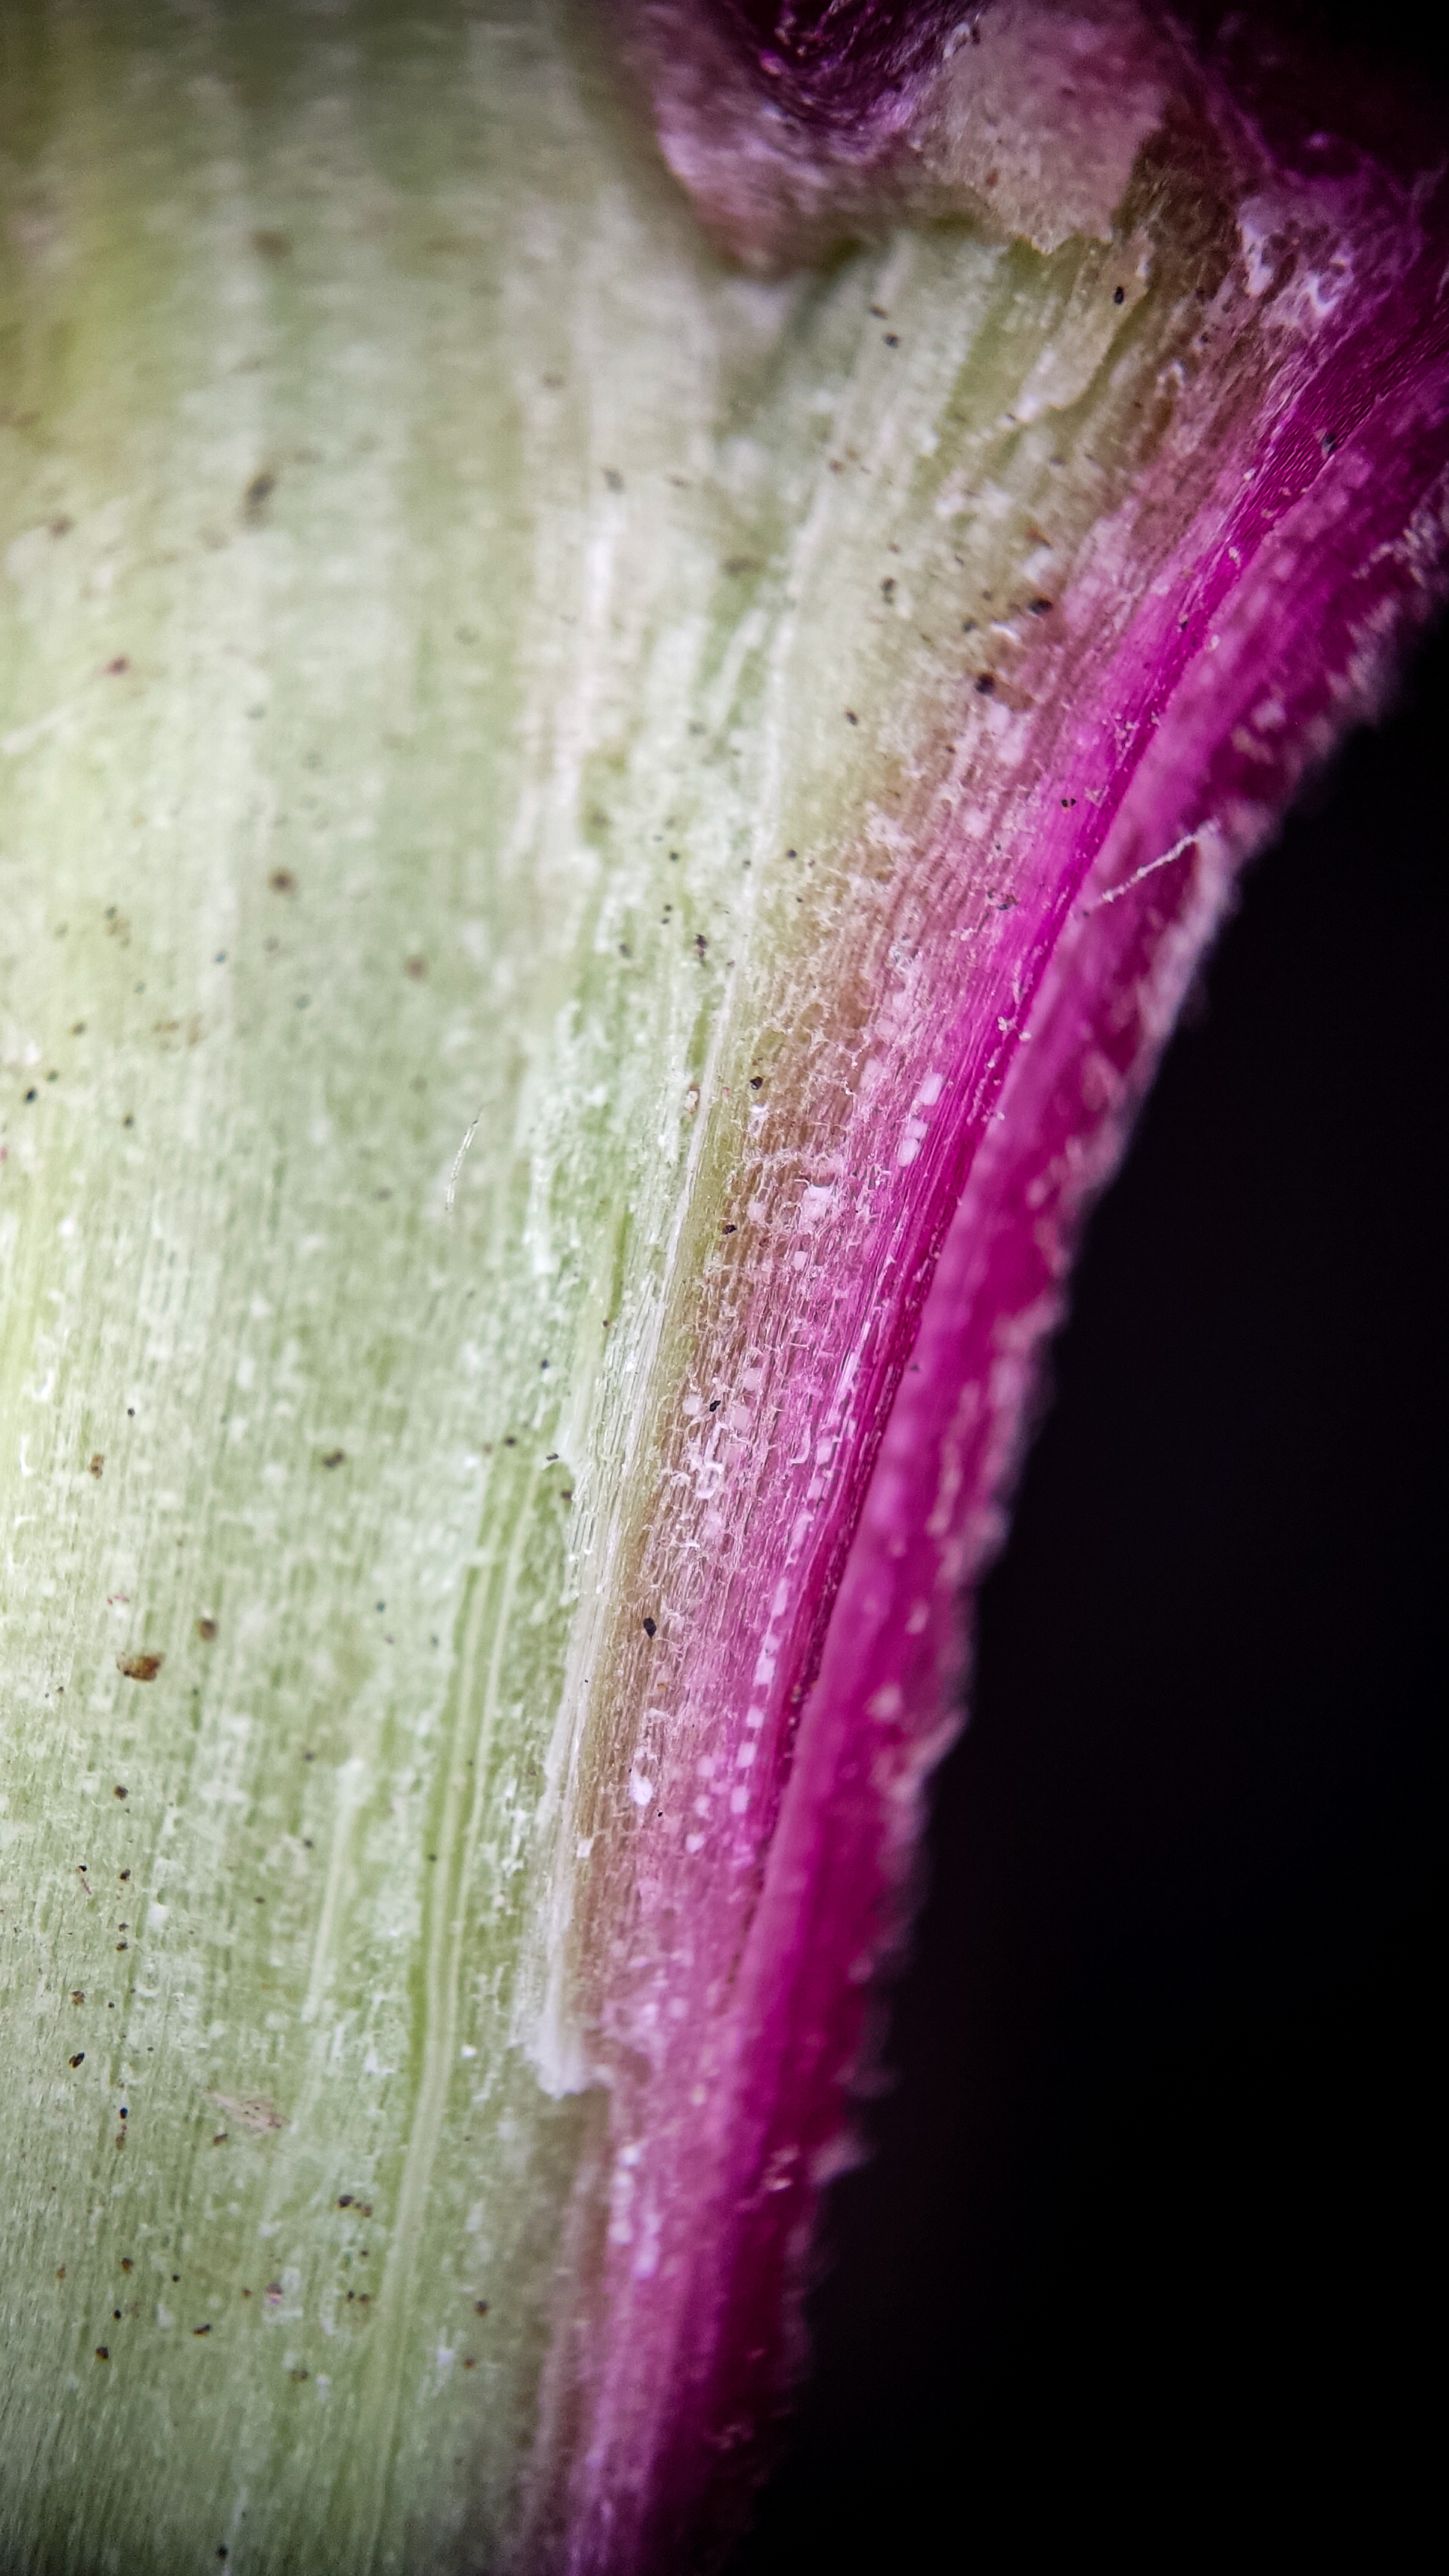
[2,5,1209,2567]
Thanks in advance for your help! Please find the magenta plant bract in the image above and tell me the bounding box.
[529,5,1449,2567]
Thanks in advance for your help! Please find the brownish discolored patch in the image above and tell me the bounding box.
[208,2091,285,2134]
[88,1453,104,1478]
[196,1617,218,1642]
[117,1652,162,1683]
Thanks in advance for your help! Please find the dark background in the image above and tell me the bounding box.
[727,613,1444,2563]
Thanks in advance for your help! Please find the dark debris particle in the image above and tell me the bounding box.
[844,709,858,724]
[320,1450,345,1470]
[244,472,277,517]
[290,2366,309,2383]
[113,1785,127,1799]
[642,1617,657,1639]
[603,468,623,492]
[1029,597,1054,615]
[1113,284,1126,304]
[883,333,900,347]
[268,868,296,895]
[975,673,996,695]
[403,956,427,980]
[95,2346,109,2361]
[749,1076,763,1089]
[120,2258,133,2272]
[70,1991,84,2005]
[104,656,130,676]
[193,2323,212,2336]
[721,1223,737,1235]
[24,1089,37,1104]
[70,2053,85,2068]
[474,2300,489,2315]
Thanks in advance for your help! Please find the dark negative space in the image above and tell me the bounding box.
[729,616,1445,2565]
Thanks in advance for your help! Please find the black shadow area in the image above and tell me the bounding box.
[727,619,1446,2568]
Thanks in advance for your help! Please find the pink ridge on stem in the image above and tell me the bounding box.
[519,20,1449,2570]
